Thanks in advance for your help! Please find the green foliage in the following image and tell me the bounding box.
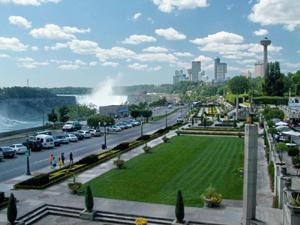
[263,108,284,120]
[262,62,285,96]
[290,194,300,207]
[58,105,70,123]
[288,148,299,157]
[85,186,94,212]
[130,110,140,119]
[175,190,184,223]
[67,105,97,121]
[228,76,249,95]
[140,110,153,122]
[268,163,274,191]
[0,87,55,99]
[48,109,58,123]
[276,143,288,152]
[253,96,288,105]
[268,128,277,135]
[7,193,17,225]
[87,114,114,128]
[149,97,167,107]
[201,185,222,207]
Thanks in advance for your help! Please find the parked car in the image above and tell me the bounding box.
[62,121,82,132]
[65,133,78,142]
[123,122,133,128]
[36,135,55,149]
[55,135,69,144]
[52,136,61,147]
[94,128,102,137]
[23,139,43,152]
[115,123,126,130]
[10,144,27,154]
[129,119,140,126]
[0,146,16,158]
[78,130,92,138]
[177,117,184,123]
[71,131,84,140]
[107,125,122,132]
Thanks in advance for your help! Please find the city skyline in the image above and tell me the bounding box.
[0,0,299,87]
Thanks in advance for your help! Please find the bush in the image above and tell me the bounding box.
[263,108,284,121]
[175,190,184,223]
[288,148,299,157]
[17,174,49,186]
[77,154,99,165]
[253,96,288,105]
[7,193,17,225]
[85,186,94,212]
[143,145,151,153]
[154,128,167,135]
[162,136,169,143]
[268,163,275,191]
[136,135,150,141]
[112,142,130,151]
[201,185,222,208]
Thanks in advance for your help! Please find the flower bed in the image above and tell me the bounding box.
[14,122,185,190]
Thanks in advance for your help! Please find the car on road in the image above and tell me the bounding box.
[65,133,78,142]
[23,139,43,152]
[176,116,184,123]
[10,144,27,154]
[52,136,62,147]
[78,130,92,138]
[0,146,16,158]
[70,131,84,140]
[89,129,101,137]
[62,121,82,132]
[107,125,122,132]
[55,135,70,144]
[36,135,55,149]
[129,119,140,126]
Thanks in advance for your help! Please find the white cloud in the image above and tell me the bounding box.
[193,55,212,64]
[249,0,300,31]
[152,0,208,13]
[30,24,90,40]
[89,61,97,66]
[17,57,48,69]
[190,31,244,45]
[101,61,119,67]
[0,37,28,51]
[0,54,10,58]
[0,0,61,6]
[45,42,68,51]
[128,63,161,71]
[155,27,186,40]
[282,62,300,72]
[58,64,79,70]
[122,34,156,45]
[68,39,100,54]
[31,46,38,51]
[9,16,31,29]
[137,53,177,63]
[132,12,142,21]
[253,28,269,36]
[142,46,168,53]
[174,52,193,57]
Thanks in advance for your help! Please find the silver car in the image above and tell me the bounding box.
[11,144,27,154]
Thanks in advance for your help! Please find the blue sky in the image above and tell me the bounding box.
[0,0,300,87]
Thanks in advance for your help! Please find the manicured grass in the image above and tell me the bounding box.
[84,136,244,207]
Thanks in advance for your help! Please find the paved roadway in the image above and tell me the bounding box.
[0,107,188,182]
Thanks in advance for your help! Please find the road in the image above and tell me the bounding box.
[0,108,187,182]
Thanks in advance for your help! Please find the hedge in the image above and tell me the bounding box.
[253,96,288,105]
[183,127,242,132]
[178,131,244,137]
[14,122,185,190]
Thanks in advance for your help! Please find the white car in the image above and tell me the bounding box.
[10,144,27,154]
[79,130,92,138]
[107,125,122,132]
[65,134,78,142]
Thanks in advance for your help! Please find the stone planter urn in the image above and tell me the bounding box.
[68,182,82,194]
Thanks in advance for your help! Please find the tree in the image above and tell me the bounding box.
[7,193,17,225]
[228,76,249,95]
[140,110,153,122]
[67,105,97,121]
[87,114,115,128]
[58,105,70,123]
[48,109,58,123]
[130,110,140,119]
[263,108,284,120]
[262,62,285,96]
[85,186,94,212]
[175,190,184,223]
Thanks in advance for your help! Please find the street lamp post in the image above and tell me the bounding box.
[140,118,144,136]
[103,122,107,149]
[165,110,168,128]
[25,148,31,175]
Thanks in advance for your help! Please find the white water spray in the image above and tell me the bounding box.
[77,78,127,108]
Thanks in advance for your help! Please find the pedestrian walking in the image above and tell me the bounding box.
[52,157,57,169]
[61,152,65,165]
[69,152,73,165]
[49,154,54,168]
[58,157,62,168]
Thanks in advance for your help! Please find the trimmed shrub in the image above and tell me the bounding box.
[17,174,49,186]
[7,193,17,225]
[253,96,288,105]
[112,142,130,151]
[85,186,94,212]
[288,148,299,157]
[77,154,98,165]
[136,135,150,141]
[175,190,184,223]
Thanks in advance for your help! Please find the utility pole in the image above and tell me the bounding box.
[165,110,168,128]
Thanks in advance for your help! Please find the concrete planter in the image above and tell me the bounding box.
[68,182,82,194]
[172,219,189,225]
[80,209,95,221]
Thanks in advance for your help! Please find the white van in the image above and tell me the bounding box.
[36,135,54,149]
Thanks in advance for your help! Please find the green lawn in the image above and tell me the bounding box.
[84,136,244,207]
